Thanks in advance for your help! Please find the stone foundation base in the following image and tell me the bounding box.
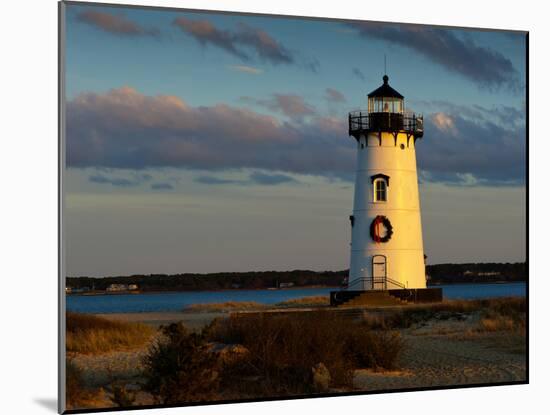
[330,288,443,307]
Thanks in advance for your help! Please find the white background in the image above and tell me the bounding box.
[0,0,546,414]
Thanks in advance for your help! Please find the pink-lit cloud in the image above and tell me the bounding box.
[66,87,524,185]
[431,112,458,135]
[77,10,160,37]
[325,88,346,103]
[240,94,316,120]
[67,87,353,177]
[173,16,293,65]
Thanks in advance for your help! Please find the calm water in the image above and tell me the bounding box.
[66,282,526,314]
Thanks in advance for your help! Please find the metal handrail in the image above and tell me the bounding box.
[386,277,406,289]
[347,276,406,290]
[347,277,377,290]
[348,111,424,138]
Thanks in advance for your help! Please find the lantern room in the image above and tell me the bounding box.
[367,75,404,114]
[348,75,423,140]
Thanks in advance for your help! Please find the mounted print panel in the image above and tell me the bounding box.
[59,1,528,413]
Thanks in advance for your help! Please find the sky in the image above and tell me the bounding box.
[63,3,527,277]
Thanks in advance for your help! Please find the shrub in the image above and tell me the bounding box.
[142,323,220,404]
[109,383,136,407]
[66,359,99,409]
[66,359,85,408]
[345,328,403,370]
[482,297,526,318]
[66,313,155,354]
[359,297,527,331]
[477,298,526,332]
[204,311,403,396]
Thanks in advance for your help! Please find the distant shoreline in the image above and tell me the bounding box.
[66,280,526,296]
[66,263,527,295]
[66,284,341,296]
[427,280,526,286]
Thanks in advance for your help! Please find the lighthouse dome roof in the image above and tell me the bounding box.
[367,75,404,99]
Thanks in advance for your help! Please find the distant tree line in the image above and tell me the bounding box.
[66,262,526,292]
[426,262,526,284]
[66,270,347,292]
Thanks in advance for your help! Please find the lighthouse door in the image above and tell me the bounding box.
[372,255,387,290]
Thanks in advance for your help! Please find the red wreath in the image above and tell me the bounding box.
[370,215,393,243]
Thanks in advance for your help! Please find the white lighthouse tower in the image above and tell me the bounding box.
[347,75,426,291]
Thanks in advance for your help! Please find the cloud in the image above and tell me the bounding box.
[67,87,524,186]
[324,88,346,103]
[303,57,321,73]
[228,65,263,75]
[172,16,247,60]
[89,174,136,187]
[345,22,521,91]
[88,171,152,187]
[249,171,296,185]
[76,9,160,37]
[87,170,177,190]
[352,67,366,81]
[194,172,296,186]
[151,182,174,190]
[417,105,525,186]
[67,87,352,177]
[411,99,526,129]
[240,94,316,119]
[233,23,294,65]
[173,17,293,66]
[194,176,243,185]
[431,112,458,136]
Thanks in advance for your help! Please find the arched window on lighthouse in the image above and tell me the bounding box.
[373,178,387,202]
[371,173,390,202]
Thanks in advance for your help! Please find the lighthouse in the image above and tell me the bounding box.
[346,75,426,292]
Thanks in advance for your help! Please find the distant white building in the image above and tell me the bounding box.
[279,282,295,288]
[106,284,128,292]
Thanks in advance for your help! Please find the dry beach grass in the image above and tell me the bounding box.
[181,295,330,313]
[182,301,266,313]
[275,295,330,307]
[66,312,156,354]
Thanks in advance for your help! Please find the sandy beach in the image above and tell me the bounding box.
[353,327,525,391]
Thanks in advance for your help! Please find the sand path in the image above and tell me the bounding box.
[354,332,526,391]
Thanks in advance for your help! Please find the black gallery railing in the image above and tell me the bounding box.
[348,111,424,138]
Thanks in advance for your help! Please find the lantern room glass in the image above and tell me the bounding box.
[368,97,403,114]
